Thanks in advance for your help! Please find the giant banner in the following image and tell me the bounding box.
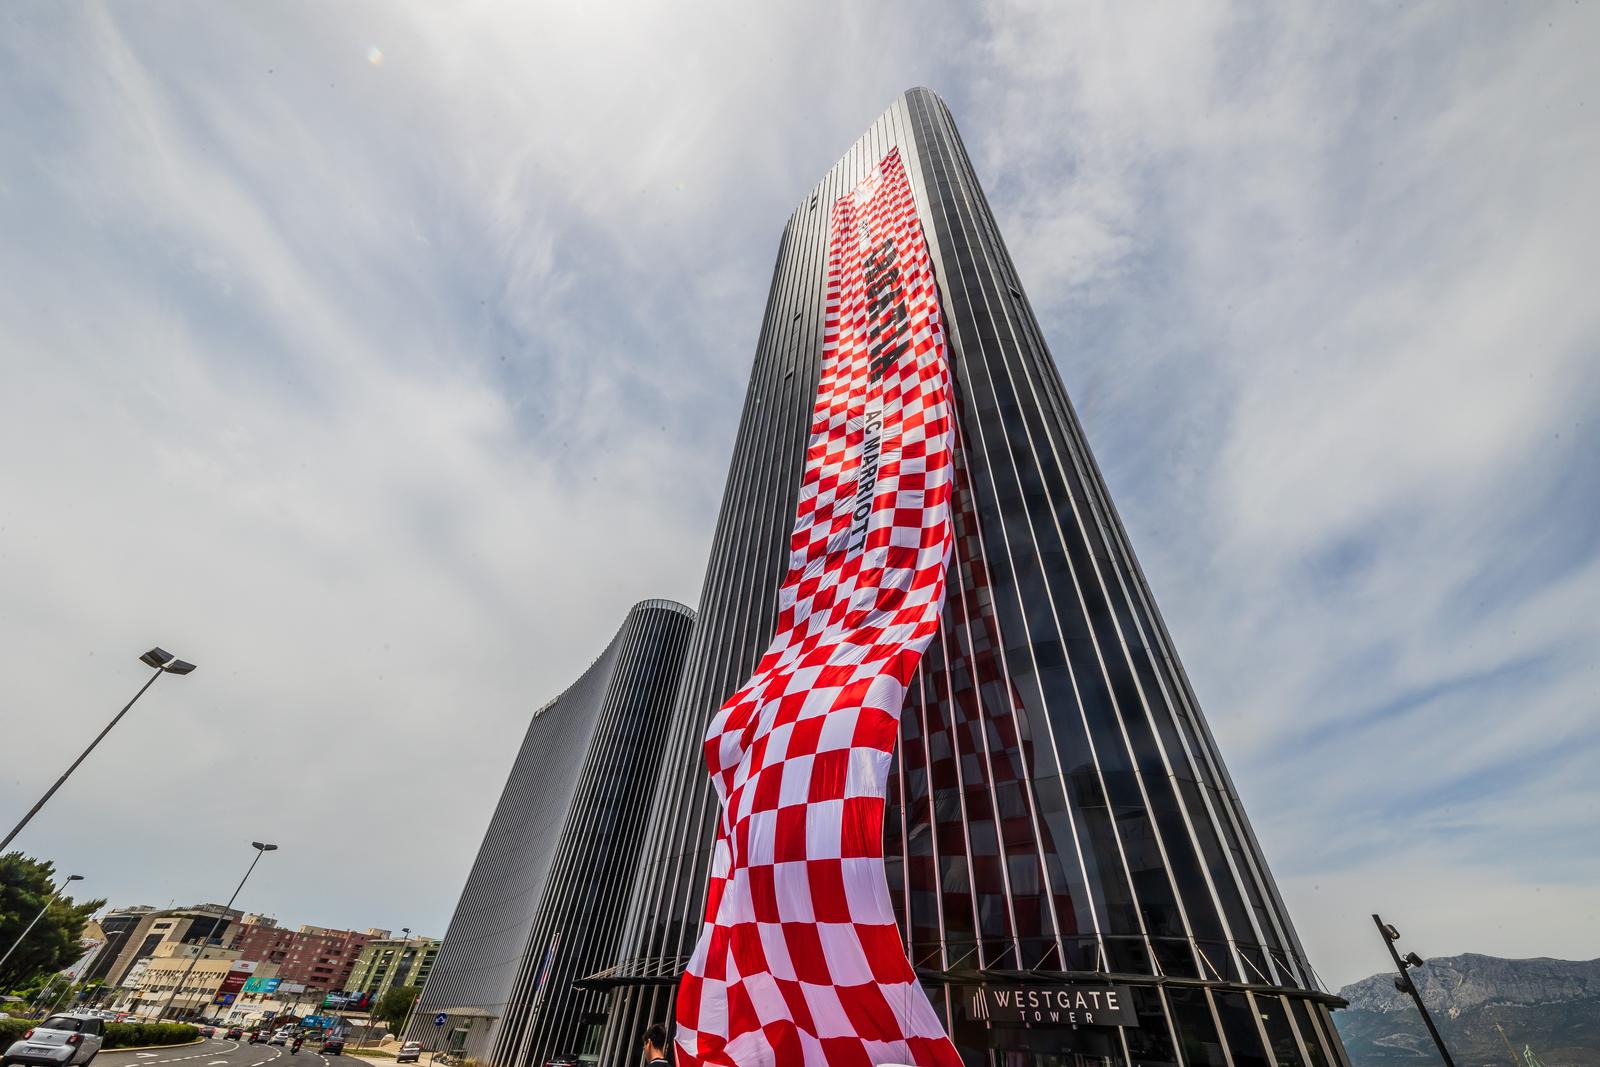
[676,148,961,1066]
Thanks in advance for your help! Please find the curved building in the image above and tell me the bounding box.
[410,599,693,1065]
[592,89,1351,1067]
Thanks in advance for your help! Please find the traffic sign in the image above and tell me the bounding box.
[434,1013,446,1027]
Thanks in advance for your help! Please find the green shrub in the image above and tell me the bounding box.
[0,1018,195,1050]
[103,1022,198,1048]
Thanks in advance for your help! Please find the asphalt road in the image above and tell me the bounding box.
[96,1038,347,1067]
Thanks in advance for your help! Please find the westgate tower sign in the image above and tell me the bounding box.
[967,984,1139,1028]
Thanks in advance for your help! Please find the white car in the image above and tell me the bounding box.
[1,1014,105,1067]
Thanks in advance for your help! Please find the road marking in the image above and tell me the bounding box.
[211,1060,228,1063]
[137,1055,159,1059]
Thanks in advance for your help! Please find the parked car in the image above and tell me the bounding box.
[1,1013,106,1067]
[396,1042,423,1064]
[320,1039,344,1057]
[224,1027,243,1040]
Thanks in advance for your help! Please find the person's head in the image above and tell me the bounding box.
[642,1023,668,1060]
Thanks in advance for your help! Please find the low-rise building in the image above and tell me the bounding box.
[221,977,318,1028]
[95,904,242,991]
[61,920,106,984]
[116,942,273,1021]
[82,906,157,986]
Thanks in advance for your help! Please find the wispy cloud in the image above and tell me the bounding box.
[0,1,1592,990]
[971,1,1600,984]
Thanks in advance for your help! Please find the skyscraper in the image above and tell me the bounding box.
[411,599,694,1065]
[590,88,1351,1067]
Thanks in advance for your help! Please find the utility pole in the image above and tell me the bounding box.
[1373,914,1455,1067]
[159,843,276,1021]
[1,649,194,854]
[1493,1020,1520,1067]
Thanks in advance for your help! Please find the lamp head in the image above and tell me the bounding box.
[251,842,279,853]
[1382,923,1401,942]
[1404,951,1425,969]
[139,648,197,674]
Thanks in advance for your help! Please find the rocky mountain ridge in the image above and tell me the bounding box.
[1333,953,1600,1067]
[1339,952,1600,1014]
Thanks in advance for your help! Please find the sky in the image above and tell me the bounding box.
[0,2,1595,991]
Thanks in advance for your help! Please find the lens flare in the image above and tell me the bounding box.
[367,46,384,66]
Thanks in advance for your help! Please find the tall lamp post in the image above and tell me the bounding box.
[1373,914,1456,1067]
[159,842,276,1021]
[0,873,84,976]
[1,648,195,854]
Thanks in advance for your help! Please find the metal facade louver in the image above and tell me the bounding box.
[593,88,1355,1067]
[407,600,693,1066]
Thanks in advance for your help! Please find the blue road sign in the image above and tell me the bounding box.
[434,1013,447,1027]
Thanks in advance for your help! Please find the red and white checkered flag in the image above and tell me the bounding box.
[676,148,962,1067]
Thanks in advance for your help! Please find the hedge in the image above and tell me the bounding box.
[105,1022,199,1049]
[0,1018,198,1049]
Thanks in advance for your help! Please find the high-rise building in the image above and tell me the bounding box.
[410,600,694,1065]
[589,88,1352,1067]
[351,934,440,1001]
[229,920,373,993]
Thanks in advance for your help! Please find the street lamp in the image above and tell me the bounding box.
[1373,914,1456,1067]
[395,927,412,987]
[0,874,84,975]
[387,928,420,1044]
[1,648,196,854]
[159,842,276,1021]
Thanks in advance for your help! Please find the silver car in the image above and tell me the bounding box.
[2,1014,105,1067]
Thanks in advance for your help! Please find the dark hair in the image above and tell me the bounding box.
[644,1023,668,1051]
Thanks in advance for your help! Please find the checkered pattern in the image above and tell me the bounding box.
[675,149,962,1067]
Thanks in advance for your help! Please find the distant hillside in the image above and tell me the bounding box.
[1333,953,1600,1067]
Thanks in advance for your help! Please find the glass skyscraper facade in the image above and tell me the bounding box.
[410,599,694,1065]
[588,89,1352,1067]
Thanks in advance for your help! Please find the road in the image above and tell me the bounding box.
[95,1038,353,1067]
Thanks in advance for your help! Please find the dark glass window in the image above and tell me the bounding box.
[1166,987,1229,1067]
[1212,991,1272,1067]
[1256,994,1308,1067]
[1122,986,1180,1067]
[1288,1000,1337,1067]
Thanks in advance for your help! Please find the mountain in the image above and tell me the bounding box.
[1333,953,1600,1067]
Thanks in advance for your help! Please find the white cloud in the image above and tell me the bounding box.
[973,1,1600,985]
[0,0,1593,994]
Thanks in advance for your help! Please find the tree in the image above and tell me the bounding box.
[0,852,105,994]
[374,984,422,1031]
